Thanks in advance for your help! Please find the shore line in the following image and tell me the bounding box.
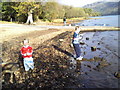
[50,26,120,32]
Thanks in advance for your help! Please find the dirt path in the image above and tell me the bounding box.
[0,26,48,43]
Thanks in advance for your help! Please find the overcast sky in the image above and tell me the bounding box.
[57,0,119,7]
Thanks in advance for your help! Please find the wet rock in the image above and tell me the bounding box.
[114,72,120,78]
[80,42,85,45]
[97,48,101,50]
[89,70,92,71]
[94,57,102,61]
[89,58,95,61]
[77,84,81,87]
[87,65,91,68]
[91,46,96,51]
[85,72,88,75]
[96,59,110,68]
[82,58,88,61]
[98,42,100,45]
[86,37,89,40]
[93,68,97,71]
[83,52,86,55]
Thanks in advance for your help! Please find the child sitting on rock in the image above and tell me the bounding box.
[20,39,34,71]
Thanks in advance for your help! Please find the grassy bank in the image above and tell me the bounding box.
[53,17,89,23]
[0,21,15,24]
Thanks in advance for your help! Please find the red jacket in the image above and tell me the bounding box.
[20,45,33,58]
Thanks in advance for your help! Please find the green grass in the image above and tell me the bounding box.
[0,21,19,24]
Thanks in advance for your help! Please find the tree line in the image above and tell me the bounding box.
[1,1,101,22]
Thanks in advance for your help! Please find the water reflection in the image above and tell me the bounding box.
[70,31,119,88]
[75,15,119,27]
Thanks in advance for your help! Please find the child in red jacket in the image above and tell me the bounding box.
[20,39,34,71]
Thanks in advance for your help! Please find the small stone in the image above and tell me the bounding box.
[59,39,64,42]
[83,52,86,55]
[87,65,91,68]
[78,84,81,87]
[85,72,88,75]
[96,60,109,68]
[86,37,89,40]
[98,42,100,45]
[91,46,96,51]
[80,42,85,45]
[114,72,120,78]
[93,68,97,70]
[97,48,101,50]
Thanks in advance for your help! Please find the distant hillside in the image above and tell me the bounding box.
[83,1,119,15]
